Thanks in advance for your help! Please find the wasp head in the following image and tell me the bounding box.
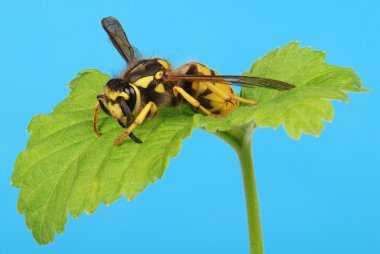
[95,78,142,143]
[103,78,137,113]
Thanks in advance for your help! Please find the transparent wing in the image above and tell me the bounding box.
[165,74,295,91]
[132,46,143,60]
[101,16,137,65]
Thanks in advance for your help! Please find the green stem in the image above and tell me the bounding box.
[214,124,263,254]
[237,139,263,254]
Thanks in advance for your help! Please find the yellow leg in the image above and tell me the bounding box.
[173,87,214,116]
[202,82,258,105]
[114,101,158,146]
[93,102,102,137]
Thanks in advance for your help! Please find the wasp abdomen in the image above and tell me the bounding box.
[176,62,237,115]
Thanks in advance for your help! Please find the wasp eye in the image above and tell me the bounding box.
[124,86,130,94]
[123,84,134,95]
[123,85,137,111]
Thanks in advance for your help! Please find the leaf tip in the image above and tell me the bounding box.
[77,69,103,76]
[68,69,108,90]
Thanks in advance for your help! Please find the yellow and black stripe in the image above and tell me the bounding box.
[123,58,176,109]
[176,62,237,116]
[96,16,294,145]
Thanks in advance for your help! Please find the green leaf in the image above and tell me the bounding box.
[240,41,367,139]
[12,70,195,244]
[12,42,366,245]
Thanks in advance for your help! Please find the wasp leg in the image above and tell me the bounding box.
[93,97,111,137]
[98,98,111,116]
[202,82,258,105]
[93,102,102,137]
[118,99,143,144]
[117,120,142,144]
[173,87,214,116]
[114,101,158,146]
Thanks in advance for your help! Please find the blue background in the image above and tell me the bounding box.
[0,0,379,253]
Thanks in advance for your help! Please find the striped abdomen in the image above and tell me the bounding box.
[176,62,237,116]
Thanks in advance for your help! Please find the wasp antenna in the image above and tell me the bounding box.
[129,132,142,143]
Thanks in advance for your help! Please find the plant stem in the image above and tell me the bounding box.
[214,124,263,254]
[237,139,263,254]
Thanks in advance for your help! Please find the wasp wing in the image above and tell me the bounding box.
[101,16,137,65]
[133,46,143,61]
[165,74,295,91]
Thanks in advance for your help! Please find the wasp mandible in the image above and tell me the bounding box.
[93,17,295,145]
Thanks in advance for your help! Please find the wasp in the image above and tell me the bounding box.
[93,17,295,145]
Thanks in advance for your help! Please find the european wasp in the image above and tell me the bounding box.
[93,17,295,145]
